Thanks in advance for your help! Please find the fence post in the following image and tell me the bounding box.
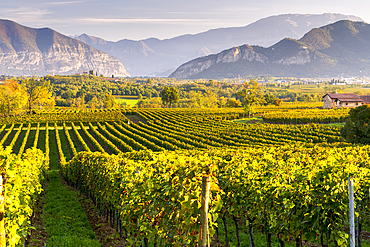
[199,176,211,247]
[357,215,361,247]
[0,175,5,247]
[349,177,355,247]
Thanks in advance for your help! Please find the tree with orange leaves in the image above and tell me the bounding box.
[0,80,26,116]
[21,77,54,114]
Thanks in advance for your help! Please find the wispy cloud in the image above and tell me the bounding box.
[0,6,53,24]
[72,18,210,24]
[45,1,88,5]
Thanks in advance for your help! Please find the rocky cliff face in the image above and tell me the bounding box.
[0,19,129,77]
[171,46,270,78]
[170,44,311,79]
[170,20,370,79]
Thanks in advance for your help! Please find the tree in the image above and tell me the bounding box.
[161,86,179,108]
[341,105,370,144]
[273,98,282,106]
[136,97,162,108]
[103,94,117,109]
[22,77,54,114]
[218,97,228,108]
[0,80,26,116]
[263,93,277,106]
[235,79,264,117]
[227,98,242,107]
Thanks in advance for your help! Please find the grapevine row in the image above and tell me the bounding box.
[88,122,121,154]
[9,124,24,149]
[63,123,78,157]
[62,145,370,246]
[70,122,90,152]
[33,123,40,148]
[96,122,133,152]
[104,122,147,151]
[54,123,66,163]
[18,124,31,156]
[1,148,48,246]
[79,122,105,153]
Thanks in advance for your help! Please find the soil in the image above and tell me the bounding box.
[126,115,147,125]
[24,129,32,151]
[53,130,60,162]
[70,127,83,152]
[62,129,72,160]
[26,184,48,247]
[363,230,370,240]
[4,128,16,147]
[13,130,25,153]
[0,126,7,141]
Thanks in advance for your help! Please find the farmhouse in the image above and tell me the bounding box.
[323,93,370,109]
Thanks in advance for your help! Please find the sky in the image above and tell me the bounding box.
[1,0,370,41]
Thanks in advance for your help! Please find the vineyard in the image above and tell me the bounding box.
[263,108,350,124]
[0,107,368,246]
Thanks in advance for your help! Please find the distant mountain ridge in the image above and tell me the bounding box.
[169,20,370,79]
[73,13,363,76]
[0,19,130,77]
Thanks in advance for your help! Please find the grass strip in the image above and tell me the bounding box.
[232,117,263,124]
[42,170,101,247]
[41,129,101,247]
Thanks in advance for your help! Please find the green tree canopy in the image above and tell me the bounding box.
[235,79,264,117]
[341,105,370,144]
[103,94,117,109]
[161,86,179,108]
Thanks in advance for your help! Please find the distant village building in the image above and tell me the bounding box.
[323,93,370,109]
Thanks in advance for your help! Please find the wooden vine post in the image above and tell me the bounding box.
[0,174,5,247]
[199,176,211,247]
[349,177,355,247]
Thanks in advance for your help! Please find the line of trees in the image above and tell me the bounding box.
[2,75,329,111]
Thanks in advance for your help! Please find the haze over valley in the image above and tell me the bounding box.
[0,13,367,78]
[73,13,363,77]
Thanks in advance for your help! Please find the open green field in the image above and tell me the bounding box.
[323,122,346,127]
[114,95,140,106]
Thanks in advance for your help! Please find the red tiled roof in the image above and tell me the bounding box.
[324,93,370,103]
[324,93,362,102]
[360,95,370,104]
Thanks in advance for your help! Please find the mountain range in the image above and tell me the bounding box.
[74,13,362,77]
[0,19,129,77]
[169,20,370,79]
